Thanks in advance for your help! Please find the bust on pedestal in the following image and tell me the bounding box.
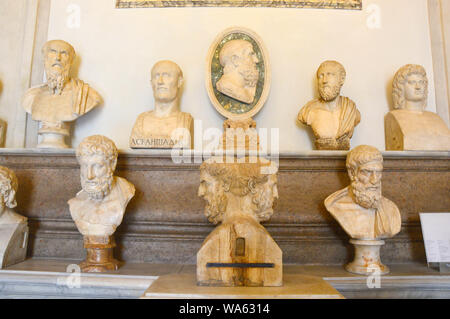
[298,61,360,150]
[130,60,193,149]
[68,135,135,272]
[22,40,102,149]
[324,145,401,275]
[385,64,450,151]
[0,166,28,268]
[197,157,281,287]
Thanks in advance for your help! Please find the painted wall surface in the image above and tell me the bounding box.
[0,0,29,147]
[45,0,436,151]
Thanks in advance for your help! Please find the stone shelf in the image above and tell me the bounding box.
[0,259,449,298]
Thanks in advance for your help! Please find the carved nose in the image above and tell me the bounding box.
[87,167,95,180]
[369,172,378,184]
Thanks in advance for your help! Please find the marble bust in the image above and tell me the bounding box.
[298,61,361,150]
[68,135,135,272]
[325,145,401,274]
[22,40,102,149]
[197,157,281,287]
[216,40,259,104]
[0,166,28,268]
[130,60,193,149]
[385,64,450,151]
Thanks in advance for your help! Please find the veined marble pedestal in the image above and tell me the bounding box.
[345,239,389,275]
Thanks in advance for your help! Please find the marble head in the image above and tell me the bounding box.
[217,40,259,104]
[76,135,118,201]
[317,60,346,102]
[151,60,184,105]
[0,166,18,212]
[198,160,278,224]
[346,145,383,209]
[42,40,76,95]
[392,64,428,111]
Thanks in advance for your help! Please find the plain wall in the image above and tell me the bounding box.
[42,0,437,151]
[0,0,31,147]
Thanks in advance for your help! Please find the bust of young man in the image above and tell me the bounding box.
[385,64,450,151]
[130,60,193,149]
[0,166,27,225]
[298,61,361,150]
[68,135,135,238]
[324,145,401,240]
[216,39,259,104]
[0,166,28,268]
[22,40,101,148]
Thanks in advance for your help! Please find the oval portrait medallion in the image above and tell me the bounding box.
[206,27,271,120]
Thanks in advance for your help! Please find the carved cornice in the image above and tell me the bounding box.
[0,150,448,172]
[28,217,424,244]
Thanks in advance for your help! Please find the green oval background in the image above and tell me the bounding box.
[211,32,265,115]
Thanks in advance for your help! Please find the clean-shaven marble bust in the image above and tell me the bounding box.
[0,165,29,268]
[0,166,27,225]
[216,40,259,104]
[22,40,101,149]
[385,64,450,150]
[324,145,401,240]
[130,60,193,149]
[298,60,361,150]
[68,135,135,237]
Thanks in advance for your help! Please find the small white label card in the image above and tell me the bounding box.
[419,213,450,263]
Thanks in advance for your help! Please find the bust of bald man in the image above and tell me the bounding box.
[130,60,193,149]
[22,40,101,149]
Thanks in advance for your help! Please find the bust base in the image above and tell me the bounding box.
[345,239,389,275]
[37,132,69,149]
[80,236,121,273]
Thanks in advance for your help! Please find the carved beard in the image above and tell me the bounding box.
[319,84,341,102]
[252,186,276,222]
[351,180,382,209]
[239,65,259,88]
[205,193,228,225]
[82,173,114,202]
[45,65,70,95]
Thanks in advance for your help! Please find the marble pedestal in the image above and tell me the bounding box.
[0,222,28,268]
[80,236,120,273]
[345,239,389,275]
[38,132,69,149]
[142,273,343,299]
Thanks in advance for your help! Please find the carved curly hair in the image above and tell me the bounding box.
[0,166,18,208]
[346,145,383,181]
[392,64,428,110]
[76,135,118,166]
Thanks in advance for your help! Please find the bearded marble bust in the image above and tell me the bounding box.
[22,40,102,149]
[216,40,259,104]
[298,61,361,150]
[197,157,281,287]
[385,64,450,151]
[324,145,401,240]
[130,60,193,149]
[68,135,135,237]
[198,158,278,225]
